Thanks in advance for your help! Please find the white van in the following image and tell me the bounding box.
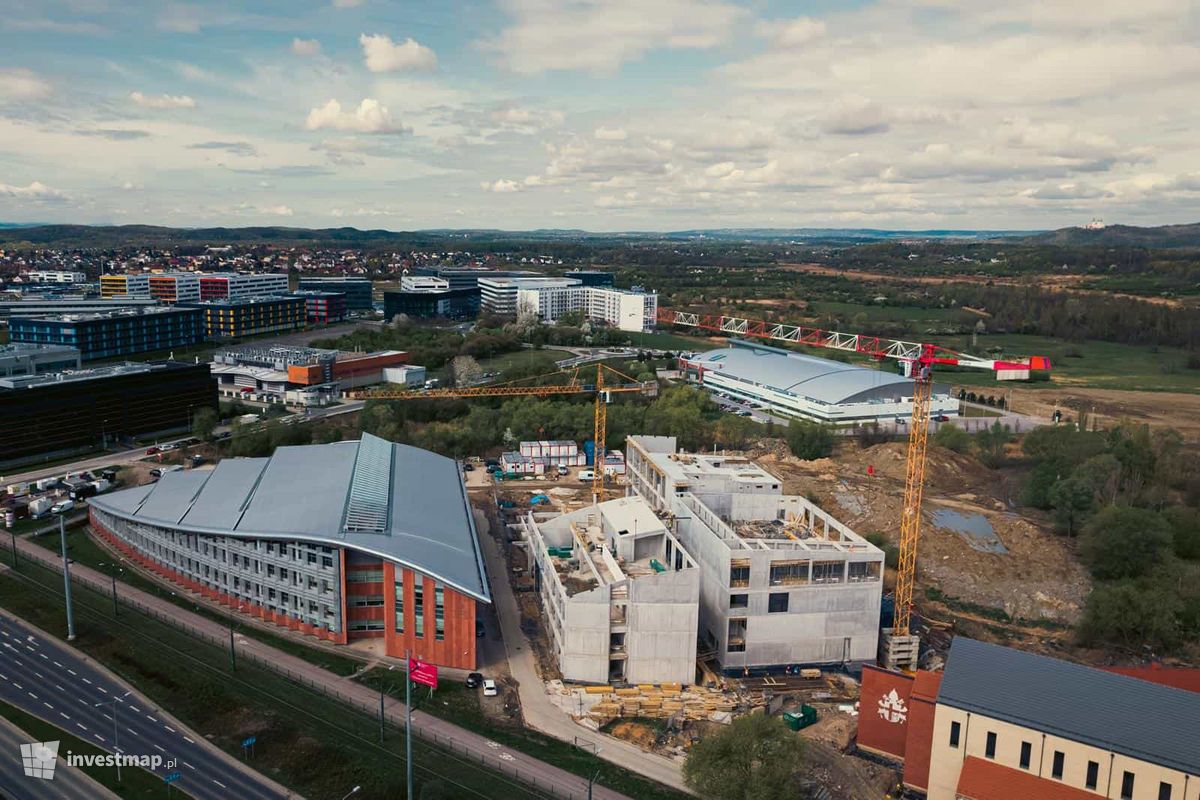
[578,470,595,480]
[50,499,75,515]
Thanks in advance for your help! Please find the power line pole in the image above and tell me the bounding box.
[406,650,413,800]
[59,514,75,641]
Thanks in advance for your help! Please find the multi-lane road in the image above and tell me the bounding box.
[0,610,291,800]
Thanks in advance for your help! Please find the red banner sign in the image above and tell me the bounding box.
[409,657,438,689]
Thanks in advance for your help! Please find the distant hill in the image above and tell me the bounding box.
[0,223,1041,248]
[1024,222,1200,248]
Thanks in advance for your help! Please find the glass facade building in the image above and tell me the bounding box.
[8,307,206,361]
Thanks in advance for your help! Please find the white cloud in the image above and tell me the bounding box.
[291,38,321,57]
[757,16,825,47]
[0,68,51,101]
[360,34,437,73]
[480,0,744,74]
[304,98,409,134]
[0,181,67,200]
[260,204,294,216]
[129,91,196,109]
[481,178,521,193]
[820,98,891,136]
[594,127,627,141]
[157,4,202,33]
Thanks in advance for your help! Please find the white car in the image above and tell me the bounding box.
[50,500,75,515]
[482,679,498,697]
[159,443,178,452]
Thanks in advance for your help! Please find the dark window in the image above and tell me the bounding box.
[1051,751,1064,780]
[1121,771,1135,800]
[1086,761,1099,790]
[984,731,996,759]
[1159,782,1173,800]
[948,721,960,748]
[1019,741,1031,770]
[768,593,789,613]
[729,594,748,609]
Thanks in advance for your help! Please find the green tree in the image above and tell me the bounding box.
[1079,580,1182,651]
[786,422,834,460]
[1020,461,1062,509]
[931,423,970,454]
[191,407,218,441]
[1047,476,1095,536]
[1162,506,1200,561]
[974,421,1012,467]
[1079,506,1174,580]
[682,713,805,800]
[1074,453,1122,507]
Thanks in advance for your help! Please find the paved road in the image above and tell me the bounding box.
[1,439,192,488]
[0,713,121,800]
[477,519,691,793]
[12,536,632,800]
[0,608,293,800]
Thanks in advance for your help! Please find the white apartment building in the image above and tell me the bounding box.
[201,273,290,300]
[500,280,657,332]
[23,270,87,284]
[626,435,884,671]
[480,277,577,316]
[522,496,700,685]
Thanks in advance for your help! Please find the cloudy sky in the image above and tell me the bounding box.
[2,0,1199,231]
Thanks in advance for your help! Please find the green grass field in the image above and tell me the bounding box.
[474,348,564,377]
[623,330,715,351]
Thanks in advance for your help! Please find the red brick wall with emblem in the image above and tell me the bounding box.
[857,665,915,760]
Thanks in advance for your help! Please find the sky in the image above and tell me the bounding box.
[1,0,1199,231]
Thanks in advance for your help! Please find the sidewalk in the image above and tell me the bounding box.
[478,526,691,793]
[12,536,632,800]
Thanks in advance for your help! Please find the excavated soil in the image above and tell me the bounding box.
[751,440,1090,624]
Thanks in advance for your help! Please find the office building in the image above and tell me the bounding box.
[88,433,491,669]
[22,270,87,284]
[521,496,700,684]
[8,306,205,361]
[296,277,373,311]
[412,266,537,291]
[858,637,1200,800]
[679,339,959,425]
[492,277,657,332]
[191,295,307,339]
[383,285,480,320]
[294,291,347,324]
[0,296,159,321]
[198,273,290,301]
[210,344,409,402]
[148,273,201,304]
[0,361,216,464]
[100,274,151,298]
[0,343,81,378]
[563,270,615,288]
[480,277,576,317]
[627,435,884,671]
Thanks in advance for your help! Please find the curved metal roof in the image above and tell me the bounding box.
[89,434,491,603]
[687,341,920,405]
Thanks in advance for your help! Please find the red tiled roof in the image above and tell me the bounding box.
[956,757,1102,800]
[1104,666,1200,694]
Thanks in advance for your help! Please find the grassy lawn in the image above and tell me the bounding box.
[0,560,549,800]
[0,699,183,799]
[624,330,715,352]
[475,349,564,377]
[359,669,689,800]
[807,300,964,325]
[29,526,364,678]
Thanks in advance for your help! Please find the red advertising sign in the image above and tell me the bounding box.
[409,657,438,689]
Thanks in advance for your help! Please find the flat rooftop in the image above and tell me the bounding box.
[11,305,198,323]
[0,360,190,390]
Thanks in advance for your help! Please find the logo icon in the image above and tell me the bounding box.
[877,689,908,724]
[20,740,60,780]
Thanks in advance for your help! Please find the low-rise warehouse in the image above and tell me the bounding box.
[88,433,490,669]
[680,339,958,425]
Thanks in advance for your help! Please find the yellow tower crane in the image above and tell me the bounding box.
[657,308,1051,671]
[354,362,658,504]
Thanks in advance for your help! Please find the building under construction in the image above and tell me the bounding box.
[627,435,884,672]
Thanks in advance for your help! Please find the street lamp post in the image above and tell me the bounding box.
[573,737,602,800]
[95,691,132,783]
[98,562,122,616]
[378,665,396,744]
[59,514,75,641]
[9,527,17,571]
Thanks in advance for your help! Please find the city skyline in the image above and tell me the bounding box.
[2,0,1199,230]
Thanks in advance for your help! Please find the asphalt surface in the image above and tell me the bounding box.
[0,713,120,800]
[0,612,291,800]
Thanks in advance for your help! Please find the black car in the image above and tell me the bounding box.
[465,672,484,689]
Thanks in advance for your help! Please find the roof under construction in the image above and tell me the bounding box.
[90,433,490,602]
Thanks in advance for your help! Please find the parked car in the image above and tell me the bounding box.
[556,465,569,476]
[145,446,160,455]
[463,463,475,472]
[159,443,177,452]
[482,679,498,697]
[933,414,951,422]
[50,500,75,515]
[465,672,483,689]
[737,410,752,417]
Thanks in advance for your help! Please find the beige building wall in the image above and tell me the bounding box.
[927,704,1200,800]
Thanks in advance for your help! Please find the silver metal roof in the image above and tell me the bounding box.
[90,434,490,602]
[688,341,931,405]
[939,637,1200,776]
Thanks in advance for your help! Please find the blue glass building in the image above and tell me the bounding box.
[8,307,206,361]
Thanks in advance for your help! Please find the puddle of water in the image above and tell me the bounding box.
[930,508,1008,554]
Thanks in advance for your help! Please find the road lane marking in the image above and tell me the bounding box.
[127,727,138,736]
[11,682,22,690]
[60,713,70,720]
[153,744,165,753]
[183,736,194,744]
[182,761,195,770]
[128,705,140,713]
[38,653,47,660]
[27,692,37,700]
[52,661,62,668]
[163,725,175,733]
[43,702,53,709]
[146,714,156,722]
[212,780,227,789]
[82,678,92,685]
[67,669,76,676]
[94,735,105,743]
[76,723,87,731]
[97,686,108,694]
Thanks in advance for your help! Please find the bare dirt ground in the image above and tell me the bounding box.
[1008,386,1200,442]
[751,440,1091,625]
